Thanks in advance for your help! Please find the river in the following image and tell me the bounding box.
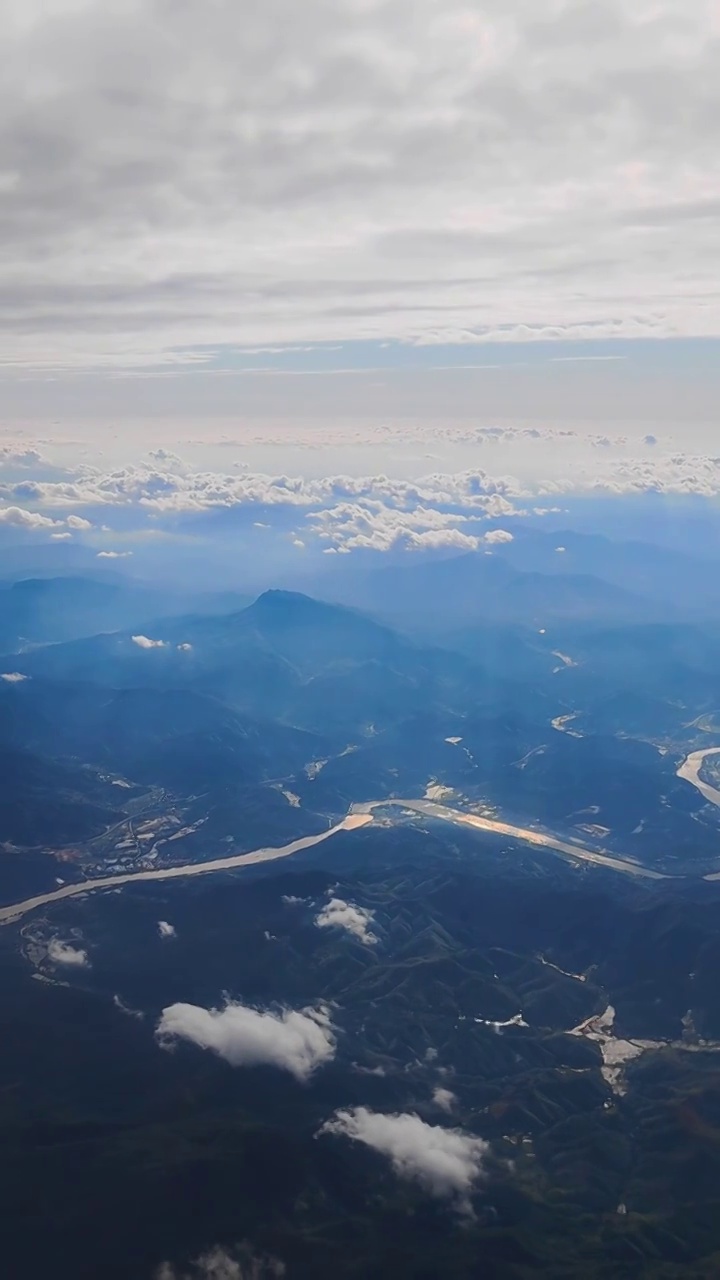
[4,749,720,925]
[0,813,373,926]
[676,746,720,809]
[676,746,720,881]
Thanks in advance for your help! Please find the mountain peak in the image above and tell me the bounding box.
[248,589,350,623]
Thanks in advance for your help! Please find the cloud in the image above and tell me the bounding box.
[432,1088,457,1114]
[48,939,89,968]
[319,1108,489,1208]
[155,1000,336,1081]
[131,635,167,649]
[7,442,720,576]
[176,643,193,652]
[0,0,718,375]
[1,672,29,683]
[156,1246,285,1280]
[281,895,307,905]
[0,502,94,533]
[0,448,45,468]
[314,895,378,946]
[158,920,177,939]
[482,528,514,545]
[0,505,61,529]
[113,994,145,1020]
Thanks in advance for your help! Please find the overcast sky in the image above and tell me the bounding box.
[1,0,719,565]
[1,0,719,425]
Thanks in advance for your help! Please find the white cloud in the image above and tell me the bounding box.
[432,1088,457,1114]
[113,994,145,1020]
[176,643,193,652]
[555,545,567,553]
[155,1000,336,1082]
[156,1246,285,1280]
[0,448,45,468]
[48,939,89,968]
[158,920,177,939]
[6,440,720,571]
[131,635,167,649]
[0,505,61,529]
[315,895,378,946]
[319,1108,489,1209]
[1,672,29,683]
[482,528,514,545]
[281,895,307,905]
[65,513,92,530]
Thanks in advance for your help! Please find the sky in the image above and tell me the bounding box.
[1,0,719,566]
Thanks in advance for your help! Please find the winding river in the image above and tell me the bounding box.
[3,746,720,925]
[676,747,720,809]
[677,747,720,881]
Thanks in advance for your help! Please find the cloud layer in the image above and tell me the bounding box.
[0,0,718,374]
[4,433,720,568]
[155,1000,336,1081]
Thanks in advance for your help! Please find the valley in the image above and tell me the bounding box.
[4,739,720,925]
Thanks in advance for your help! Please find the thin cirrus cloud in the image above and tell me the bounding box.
[155,999,337,1082]
[0,0,718,383]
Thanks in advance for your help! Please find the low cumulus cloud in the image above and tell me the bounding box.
[6,443,720,571]
[155,1000,336,1082]
[156,1245,285,1280]
[158,920,177,939]
[131,635,167,649]
[48,939,89,968]
[314,895,378,946]
[1,672,29,683]
[319,1108,489,1210]
[0,448,45,468]
[482,529,514,545]
[432,1088,458,1114]
[0,503,93,533]
[0,505,62,530]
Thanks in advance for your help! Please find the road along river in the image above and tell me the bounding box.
[4,750,720,925]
